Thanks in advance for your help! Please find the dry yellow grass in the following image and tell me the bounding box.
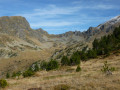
[1,53,120,90]
[0,49,53,77]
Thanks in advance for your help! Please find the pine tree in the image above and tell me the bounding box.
[46,59,59,71]
[61,56,70,66]
[70,51,81,65]
[93,38,99,50]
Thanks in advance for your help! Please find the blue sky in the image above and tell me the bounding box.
[0,0,120,34]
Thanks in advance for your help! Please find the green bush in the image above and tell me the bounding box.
[23,69,34,77]
[40,61,48,70]
[101,61,115,73]
[0,79,8,88]
[76,65,81,72]
[61,56,70,66]
[16,71,22,78]
[6,72,10,79]
[46,60,59,71]
[70,51,81,65]
[12,72,17,78]
[11,71,22,78]
[34,64,39,72]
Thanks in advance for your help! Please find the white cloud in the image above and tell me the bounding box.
[16,3,118,28]
[31,21,80,27]
[19,4,81,18]
[89,4,117,10]
[19,3,117,19]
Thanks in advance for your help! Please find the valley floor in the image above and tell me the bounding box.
[3,53,120,90]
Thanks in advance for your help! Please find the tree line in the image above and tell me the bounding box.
[61,26,120,66]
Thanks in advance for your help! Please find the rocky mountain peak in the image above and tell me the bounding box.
[0,16,31,32]
[106,15,120,25]
[36,28,48,35]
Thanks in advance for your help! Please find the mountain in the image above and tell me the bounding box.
[0,15,120,77]
[51,15,120,59]
[0,15,120,47]
[85,15,120,40]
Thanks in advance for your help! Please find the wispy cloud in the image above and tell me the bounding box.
[88,4,117,10]
[0,0,119,34]
[19,3,117,18]
[31,21,80,27]
[17,3,117,28]
[14,0,119,34]
[72,0,118,10]
[18,4,81,18]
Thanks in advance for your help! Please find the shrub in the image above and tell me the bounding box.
[101,61,115,73]
[40,61,48,70]
[6,72,10,78]
[11,71,22,78]
[0,79,8,88]
[110,67,116,71]
[46,60,59,71]
[34,64,39,72]
[12,72,17,78]
[76,65,81,72]
[61,56,70,66]
[23,70,34,77]
[16,71,22,78]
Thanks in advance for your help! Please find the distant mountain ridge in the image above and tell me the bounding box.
[0,15,120,52]
[0,15,120,56]
[0,15,120,77]
[0,15,120,43]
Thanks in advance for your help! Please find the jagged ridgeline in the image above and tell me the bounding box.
[30,26,120,68]
[66,26,120,65]
[0,15,120,78]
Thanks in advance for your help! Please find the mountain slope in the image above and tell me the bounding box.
[0,15,120,77]
[5,52,120,90]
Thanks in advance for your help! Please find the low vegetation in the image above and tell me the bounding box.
[46,59,59,71]
[93,26,120,56]
[60,26,120,66]
[0,79,8,88]
[76,65,81,72]
[6,72,10,79]
[23,69,35,77]
[61,56,70,66]
[101,61,115,73]
[11,71,21,78]
[5,59,59,78]
[2,26,120,89]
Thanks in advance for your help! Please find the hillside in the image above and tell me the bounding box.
[4,52,120,90]
[0,15,120,78]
